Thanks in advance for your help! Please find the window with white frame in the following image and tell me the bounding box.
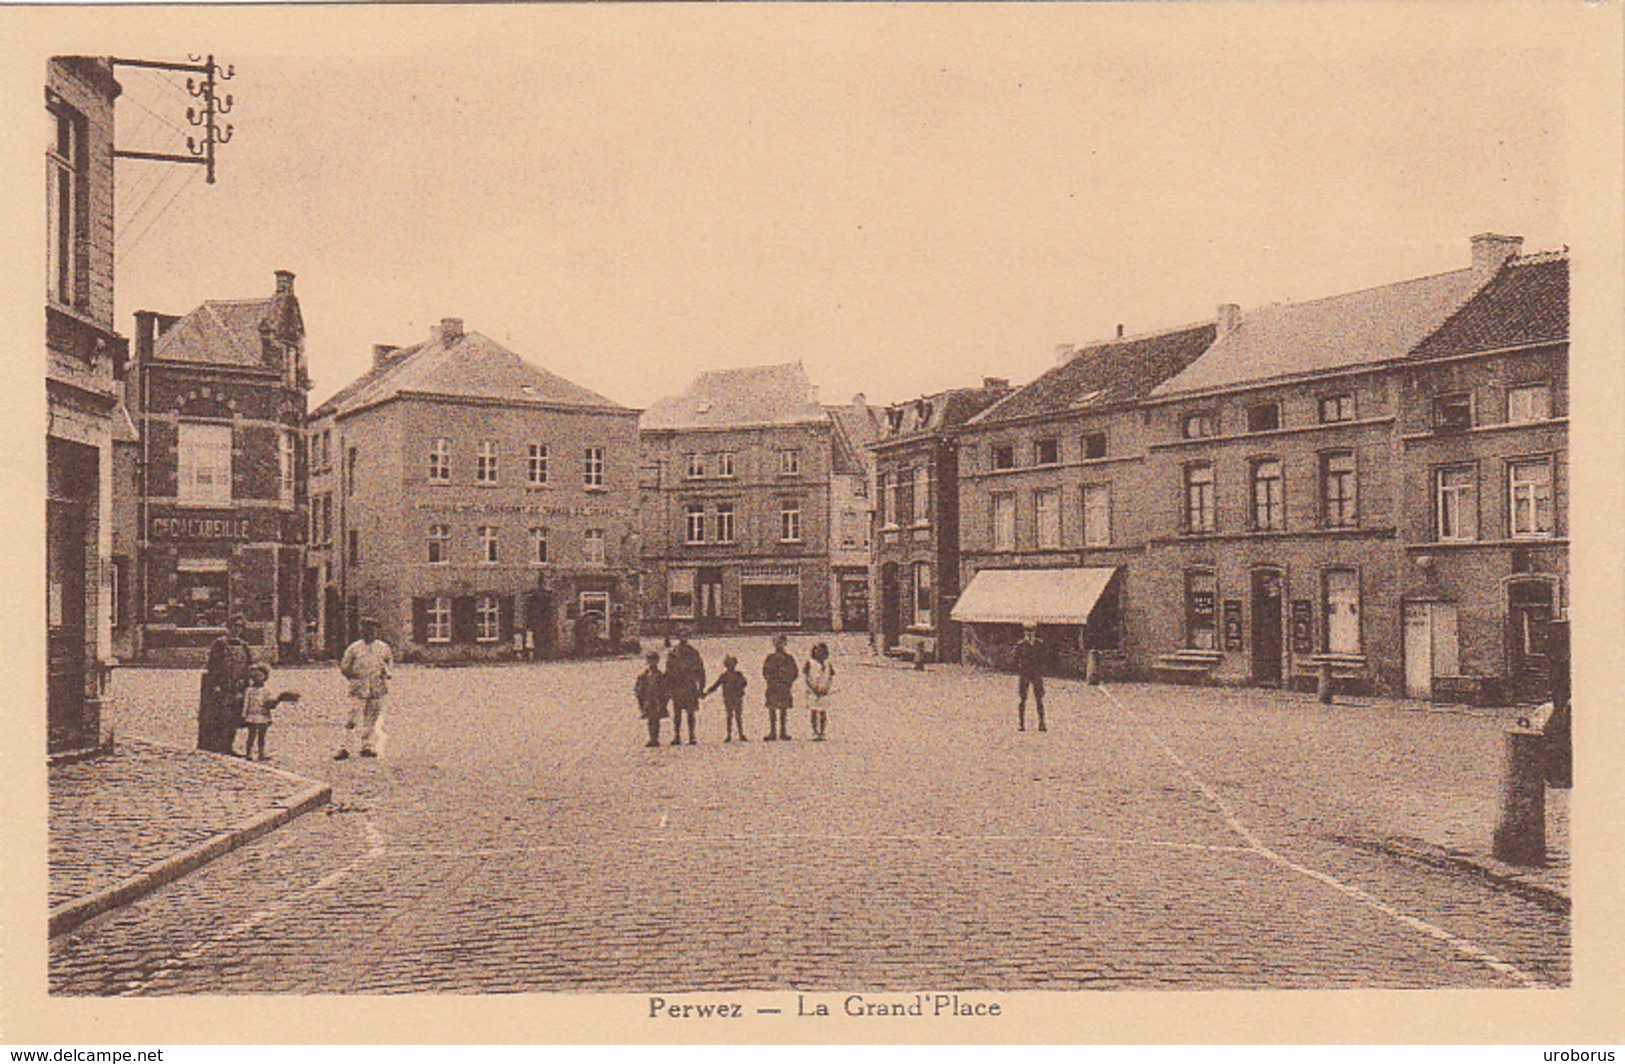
[476,440,498,484]
[715,502,736,544]
[1321,451,1357,528]
[477,525,498,563]
[716,452,735,478]
[429,437,451,482]
[279,432,296,508]
[48,103,84,307]
[177,422,233,507]
[913,562,933,629]
[476,595,501,643]
[779,449,801,476]
[881,473,898,528]
[1035,489,1061,549]
[427,523,450,563]
[584,447,605,488]
[1509,458,1554,538]
[1251,458,1283,531]
[527,444,549,485]
[779,501,802,543]
[685,503,707,545]
[993,493,1016,551]
[1319,394,1355,424]
[1082,483,1111,547]
[1436,465,1477,542]
[1507,384,1552,425]
[912,466,929,524]
[583,528,606,566]
[686,453,705,479]
[426,597,451,643]
[529,526,548,564]
[1184,463,1215,533]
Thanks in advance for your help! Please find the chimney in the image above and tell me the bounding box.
[982,376,1010,392]
[274,269,295,295]
[373,344,401,368]
[437,317,464,343]
[1216,303,1242,337]
[1116,323,1125,339]
[1471,232,1522,274]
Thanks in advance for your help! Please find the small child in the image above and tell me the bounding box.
[803,642,835,741]
[634,651,670,749]
[705,655,749,742]
[241,663,300,761]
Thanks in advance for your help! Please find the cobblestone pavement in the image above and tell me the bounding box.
[49,737,313,909]
[50,636,1568,994]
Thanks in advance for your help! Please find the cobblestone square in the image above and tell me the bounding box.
[49,635,1568,994]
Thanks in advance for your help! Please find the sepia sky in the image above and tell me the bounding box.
[101,7,1573,412]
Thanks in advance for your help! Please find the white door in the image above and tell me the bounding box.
[1325,570,1360,654]
[1405,602,1433,699]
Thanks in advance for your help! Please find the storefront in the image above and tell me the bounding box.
[952,566,1123,675]
[741,564,802,626]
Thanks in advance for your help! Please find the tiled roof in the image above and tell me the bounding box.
[641,362,827,431]
[1153,268,1485,398]
[1408,253,1568,360]
[312,330,627,421]
[878,384,1013,444]
[152,299,276,367]
[971,322,1217,425]
[827,403,880,475]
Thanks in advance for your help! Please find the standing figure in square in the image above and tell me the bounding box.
[705,654,749,742]
[241,663,299,761]
[1013,623,1047,732]
[762,634,798,741]
[803,641,835,741]
[635,650,670,748]
[337,617,392,760]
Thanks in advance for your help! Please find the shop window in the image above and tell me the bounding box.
[1319,394,1355,424]
[1323,569,1361,654]
[992,493,1016,551]
[716,502,736,544]
[429,438,451,483]
[1082,484,1111,547]
[427,523,450,563]
[1082,431,1108,460]
[1184,463,1215,533]
[1186,571,1217,650]
[1435,465,1477,542]
[1246,403,1280,433]
[1035,489,1061,549]
[1433,394,1473,432]
[913,562,933,629]
[476,440,498,484]
[1251,458,1283,531]
[1509,458,1555,538]
[668,569,695,619]
[1507,383,1552,424]
[171,558,230,629]
[177,422,233,507]
[1320,451,1357,528]
[1034,438,1059,466]
[741,568,800,625]
[527,444,549,485]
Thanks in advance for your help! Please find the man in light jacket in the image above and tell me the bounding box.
[337,617,393,760]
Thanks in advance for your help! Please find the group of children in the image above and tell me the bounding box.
[635,634,837,747]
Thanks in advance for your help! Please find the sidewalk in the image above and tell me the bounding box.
[48,736,331,937]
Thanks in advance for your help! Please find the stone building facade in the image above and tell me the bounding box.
[870,379,1011,662]
[46,57,125,751]
[639,363,873,634]
[123,272,310,667]
[307,319,640,662]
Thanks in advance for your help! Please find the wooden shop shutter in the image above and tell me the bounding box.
[411,598,428,645]
[499,595,515,642]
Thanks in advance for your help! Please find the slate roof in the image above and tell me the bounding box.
[969,322,1217,426]
[1408,252,1568,360]
[1152,268,1486,398]
[878,384,1013,446]
[641,362,827,431]
[311,330,628,421]
[827,402,881,475]
[152,299,282,368]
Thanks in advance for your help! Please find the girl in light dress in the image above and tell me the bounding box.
[803,642,835,741]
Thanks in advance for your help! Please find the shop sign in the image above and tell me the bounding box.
[1222,600,1244,650]
[1291,599,1315,654]
[149,512,250,541]
[413,500,631,518]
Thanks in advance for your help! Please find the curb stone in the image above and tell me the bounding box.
[49,774,331,939]
[1332,833,1569,914]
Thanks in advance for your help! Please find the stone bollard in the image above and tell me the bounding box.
[1317,661,1335,704]
[914,641,927,671]
[1491,723,1548,867]
[1086,649,1102,686]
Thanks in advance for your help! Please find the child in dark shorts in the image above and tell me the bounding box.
[705,654,749,742]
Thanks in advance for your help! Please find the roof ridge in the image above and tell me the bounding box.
[1511,248,1568,267]
[1069,317,1215,352]
[1246,264,1474,314]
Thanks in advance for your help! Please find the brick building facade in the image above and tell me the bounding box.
[124,271,310,666]
[307,319,641,662]
[639,363,874,633]
[870,379,1010,662]
[46,57,126,751]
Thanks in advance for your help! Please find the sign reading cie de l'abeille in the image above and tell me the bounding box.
[147,508,274,541]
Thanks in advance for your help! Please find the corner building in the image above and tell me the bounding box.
[639,363,873,633]
[307,319,640,662]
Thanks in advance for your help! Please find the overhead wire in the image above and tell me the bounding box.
[122,166,199,258]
